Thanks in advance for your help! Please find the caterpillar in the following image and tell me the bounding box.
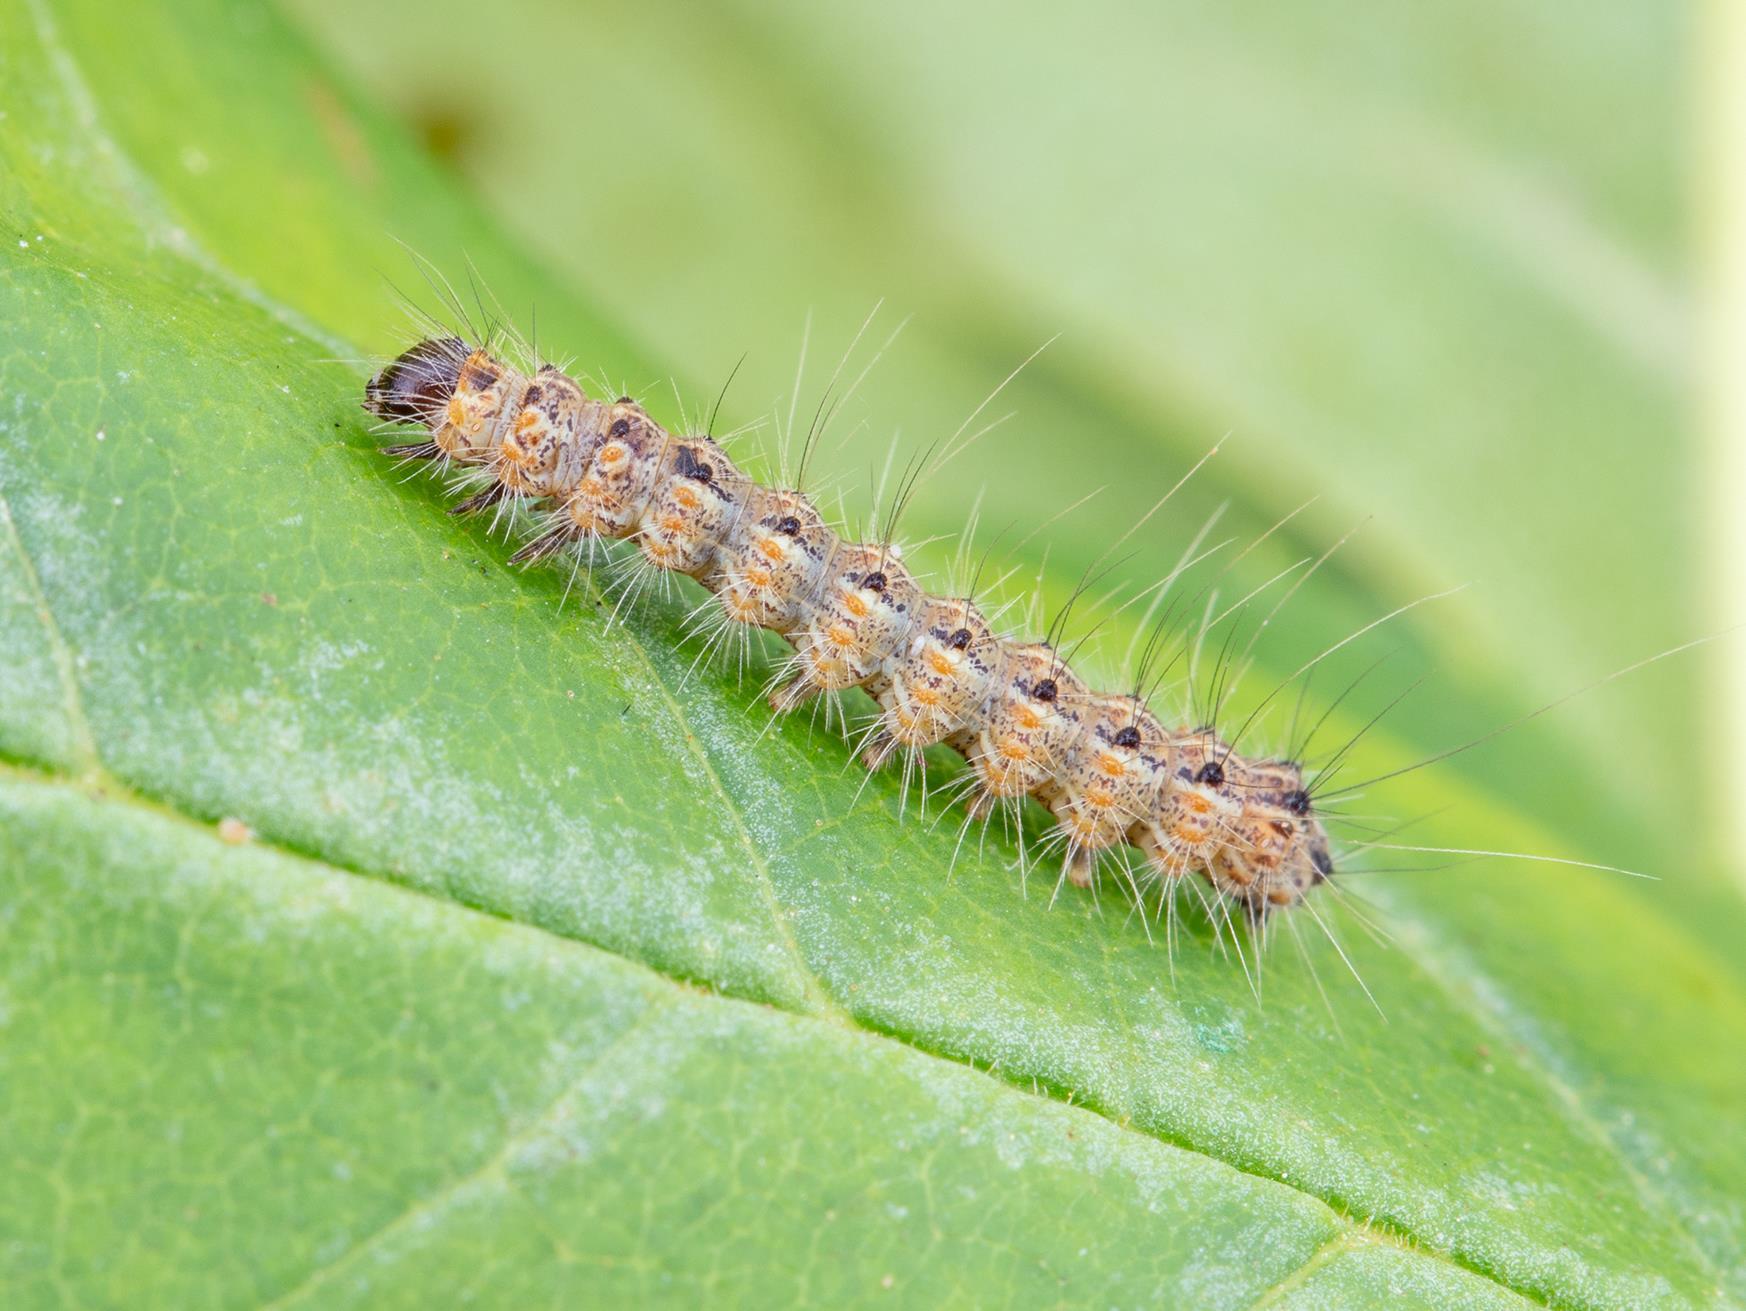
[362,324,1339,937]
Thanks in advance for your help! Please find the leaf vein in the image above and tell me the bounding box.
[253,1002,675,1311]
[0,487,100,773]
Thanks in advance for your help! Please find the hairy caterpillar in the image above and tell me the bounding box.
[362,324,1339,937]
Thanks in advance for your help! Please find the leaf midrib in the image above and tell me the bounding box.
[0,491,97,772]
[251,1001,680,1311]
[580,568,849,1022]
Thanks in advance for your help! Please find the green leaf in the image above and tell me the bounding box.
[1,1,1742,1308]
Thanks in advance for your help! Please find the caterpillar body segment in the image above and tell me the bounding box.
[364,337,1335,921]
[715,485,837,636]
[1043,693,1174,888]
[1138,727,1244,885]
[783,543,925,704]
[443,345,524,463]
[959,643,1090,807]
[498,366,601,499]
[863,592,1002,768]
[638,438,753,579]
[1213,759,1333,909]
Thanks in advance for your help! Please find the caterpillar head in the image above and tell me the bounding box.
[364,337,466,429]
[1209,758,1334,914]
[374,342,517,462]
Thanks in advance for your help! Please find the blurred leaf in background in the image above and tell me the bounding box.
[2,0,1744,1307]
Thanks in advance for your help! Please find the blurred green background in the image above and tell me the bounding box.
[283,0,1730,888]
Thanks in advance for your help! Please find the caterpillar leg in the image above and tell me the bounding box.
[381,440,442,459]
[962,786,999,823]
[860,729,899,772]
[509,520,584,565]
[767,676,822,715]
[1064,846,1098,890]
[450,482,512,516]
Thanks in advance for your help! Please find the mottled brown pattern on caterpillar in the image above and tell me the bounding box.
[364,336,1333,922]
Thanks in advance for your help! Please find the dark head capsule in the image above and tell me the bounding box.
[364,337,464,428]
